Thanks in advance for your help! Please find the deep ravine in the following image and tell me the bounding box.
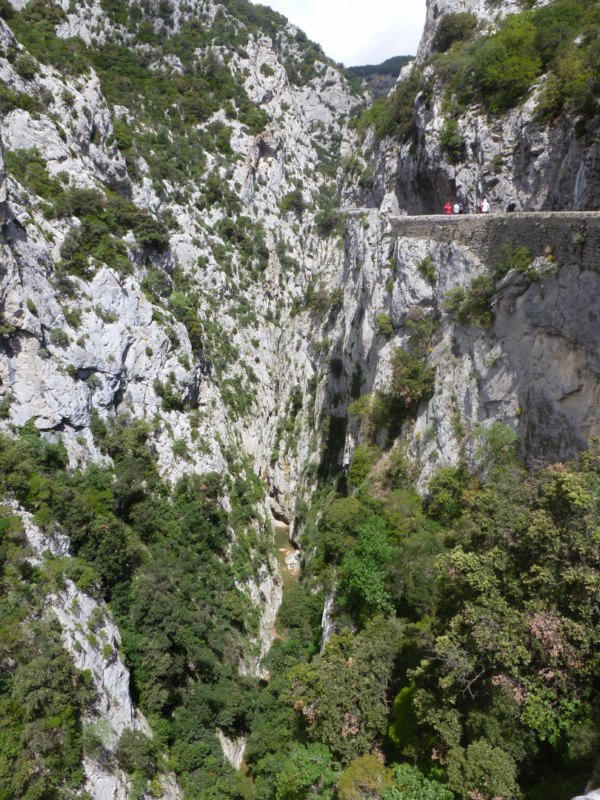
[0,0,599,798]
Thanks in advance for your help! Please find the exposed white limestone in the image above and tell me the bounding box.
[239,557,282,679]
[320,590,337,653]
[217,731,247,771]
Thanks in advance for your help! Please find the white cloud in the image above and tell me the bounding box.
[259,0,426,66]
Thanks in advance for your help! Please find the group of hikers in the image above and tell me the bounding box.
[443,198,490,215]
[443,198,517,215]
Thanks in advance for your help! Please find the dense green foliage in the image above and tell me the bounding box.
[383,764,454,800]
[276,428,600,800]
[439,119,464,164]
[290,618,404,760]
[432,13,478,54]
[9,409,597,800]
[0,421,267,798]
[337,753,392,799]
[351,66,423,142]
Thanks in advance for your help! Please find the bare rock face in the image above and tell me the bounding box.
[0,0,359,498]
[217,731,247,771]
[317,210,600,491]
[494,264,600,459]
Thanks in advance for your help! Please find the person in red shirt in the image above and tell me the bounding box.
[444,202,453,215]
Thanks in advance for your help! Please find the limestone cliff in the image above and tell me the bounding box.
[6,500,176,800]
[328,211,600,485]
[368,84,600,214]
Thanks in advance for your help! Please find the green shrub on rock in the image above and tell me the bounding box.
[50,328,70,347]
[348,443,381,489]
[279,188,306,217]
[443,275,495,327]
[439,118,464,164]
[5,148,64,202]
[338,754,393,800]
[389,347,435,410]
[116,730,158,778]
[383,764,454,800]
[417,256,437,285]
[14,52,38,80]
[433,12,478,53]
[375,313,394,338]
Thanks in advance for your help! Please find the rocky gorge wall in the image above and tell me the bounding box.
[1,0,600,796]
[0,0,357,793]
[0,134,7,225]
[315,206,600,491]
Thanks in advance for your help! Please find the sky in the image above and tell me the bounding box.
[260,0,427,66]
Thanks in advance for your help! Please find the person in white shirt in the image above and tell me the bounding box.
[481,198,490,213]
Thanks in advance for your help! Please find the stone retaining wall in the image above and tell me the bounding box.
[389,212,600,271]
